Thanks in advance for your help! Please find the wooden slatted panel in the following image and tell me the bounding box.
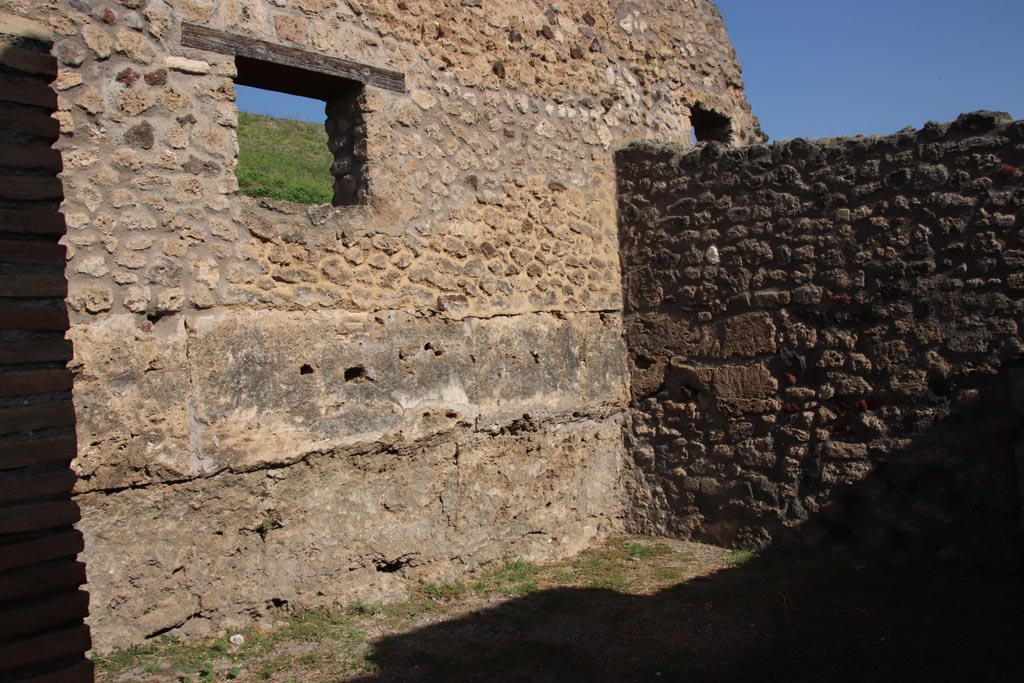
[0,369,73,397]
[0,560,87,601]
[0,239,66,264]
[0,105,60,141]
[0,44,58,78]
[0,339,73,365]
[0,144,63,171]
[0,434,77,470]
[0,273,67,297]
[0,470,76,504]
[0,500,81,534]
[0,75,58,108]
[0,209,65,235]
[181,22,406,93]
[0,400,77,435]
[0,624,92,670]
[0,176,63,200]
[0,529,83,571]
[0,590,89,641]
[0,308,69,331]
[0,18,92,683]
[17,659,94,683]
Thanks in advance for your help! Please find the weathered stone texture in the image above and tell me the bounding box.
[69,310,626,492]
[79,415,625,650]
[618,113,1024,565]
[0,0,758,649]
[68,306,628,649]
[20,0,763,323]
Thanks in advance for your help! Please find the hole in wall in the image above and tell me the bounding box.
[344,365,367,382]
[374,556,412,573]
[690,102,733,144]
[300,364,315,375]
[635,355,655,370]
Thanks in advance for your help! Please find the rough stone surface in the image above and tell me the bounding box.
[7,0,1023,655]
[618,114,1024,566]
[70,310,626,492]
[2,0,760,651]
[33,0,762,323]
[79,414,625,647]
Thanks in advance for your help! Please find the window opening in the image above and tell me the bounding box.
[234,85,336,205]
[181,23,406,207]
[234,59,366,207]
[690,102,733,145]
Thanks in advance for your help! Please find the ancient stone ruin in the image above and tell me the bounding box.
[0,1,1020,681]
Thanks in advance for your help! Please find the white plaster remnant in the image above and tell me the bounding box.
[165,56,211,74]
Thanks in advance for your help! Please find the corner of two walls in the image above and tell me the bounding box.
[617,112,1024,568]
[37,0,765,651]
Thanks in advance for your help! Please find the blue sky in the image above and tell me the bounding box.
[239,1,1024,140]
[236,86,324,123]
[716,0,1024,140]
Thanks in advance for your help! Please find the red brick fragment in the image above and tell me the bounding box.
[116,68,139,86]
[997,163,1019,178]
[144,69,167,86]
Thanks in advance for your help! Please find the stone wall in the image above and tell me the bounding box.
[0,0,760,649]
[619,112,1024,566]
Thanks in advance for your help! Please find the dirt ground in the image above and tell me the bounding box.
[96,535,1024,683]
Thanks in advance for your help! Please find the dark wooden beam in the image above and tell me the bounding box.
[180,22,405,94]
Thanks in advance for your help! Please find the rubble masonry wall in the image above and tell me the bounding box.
[619,112,1024,566]
[0,0,760,649]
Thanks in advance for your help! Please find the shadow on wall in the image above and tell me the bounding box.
[648,354,1024,569]
[616,111,1024,565]
[344,112,1024,682]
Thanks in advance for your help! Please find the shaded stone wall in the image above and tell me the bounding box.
[0,0,760,650]
[619,112,1024,566]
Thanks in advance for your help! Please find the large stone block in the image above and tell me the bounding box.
[69,315,191,491]
[187,309,475,473]
[186,310,627,474]
[468,312,627,428]
[77,416,625,650]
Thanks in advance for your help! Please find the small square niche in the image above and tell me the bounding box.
[690,103,733,145]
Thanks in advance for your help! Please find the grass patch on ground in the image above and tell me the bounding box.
[472,560,541,596]
[94,536,729,683]
[727,547,758,566]
[94,536,1024,683]
[235,111,333,205]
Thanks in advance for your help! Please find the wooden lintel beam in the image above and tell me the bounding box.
[180,22,405,94]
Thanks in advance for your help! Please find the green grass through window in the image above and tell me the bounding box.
[235,111,334,205]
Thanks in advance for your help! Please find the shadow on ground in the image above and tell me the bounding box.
[348,421,1024,683]
[350,546,1022,683]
